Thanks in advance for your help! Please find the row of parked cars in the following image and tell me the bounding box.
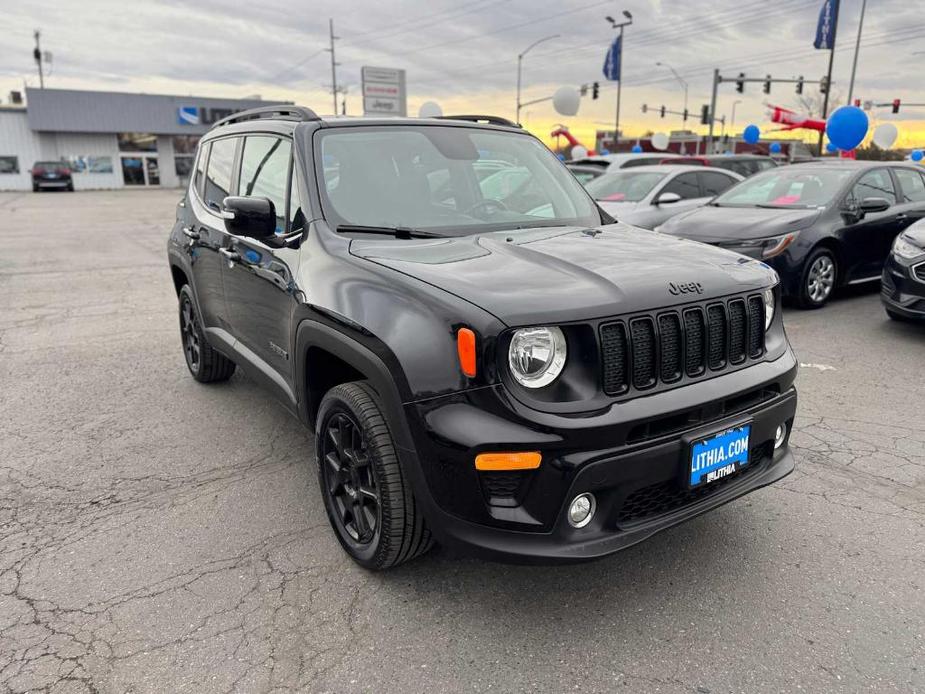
[567,152,925,316]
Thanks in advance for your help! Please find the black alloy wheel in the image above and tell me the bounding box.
[177,285,236,383]
[321,412,381,546]
[180,295,202,375]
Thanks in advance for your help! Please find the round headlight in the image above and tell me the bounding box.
[508,326,567,388]
[762,288,775,331]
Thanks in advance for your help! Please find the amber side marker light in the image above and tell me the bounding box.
[475,452,543,471]
[457,327,477,378]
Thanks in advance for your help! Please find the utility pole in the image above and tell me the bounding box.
[326,19,339,115]
[606,12,633,150]
[707,69,720,153]
[846,0,867,106]
[33,30,44,89]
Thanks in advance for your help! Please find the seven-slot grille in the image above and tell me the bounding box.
[600,294,766,397]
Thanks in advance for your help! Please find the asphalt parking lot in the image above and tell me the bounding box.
[0,188,922,693]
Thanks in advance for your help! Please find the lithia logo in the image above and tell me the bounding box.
[668,281,703,296]
[177,106,240,126]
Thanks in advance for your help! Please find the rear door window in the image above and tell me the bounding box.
[204,137,238,211]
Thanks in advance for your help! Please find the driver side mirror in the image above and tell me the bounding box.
[221,196,278,240]
[859,197,890,214]
[654,191,682,205]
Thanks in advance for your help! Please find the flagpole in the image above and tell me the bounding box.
[818,0,840,154]
[615,23,624,149]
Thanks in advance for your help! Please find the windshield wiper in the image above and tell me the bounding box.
[753,203,809,209]
[336,224,443,239]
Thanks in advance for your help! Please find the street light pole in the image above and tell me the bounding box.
[515,34,559,124]
[730,99,742,129]
[606,11,633,150]
[656,60,687,152]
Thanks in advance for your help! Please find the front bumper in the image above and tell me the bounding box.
[881,254,925,320]
[402,350,798,563]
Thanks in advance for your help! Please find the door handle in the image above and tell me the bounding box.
[219,248,240,263]
[182,226,200,240]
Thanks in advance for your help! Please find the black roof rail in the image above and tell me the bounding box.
[212,105,320,129]
[437,115,521,128]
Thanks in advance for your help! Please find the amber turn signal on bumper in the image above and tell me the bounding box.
[474,451,542,471]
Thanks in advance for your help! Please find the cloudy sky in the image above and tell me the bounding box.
[2,0,923,148]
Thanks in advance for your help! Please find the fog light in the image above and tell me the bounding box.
[567,493,596,528]
[774,424,787,449]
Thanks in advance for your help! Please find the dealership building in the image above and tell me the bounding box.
[0,87,288,191]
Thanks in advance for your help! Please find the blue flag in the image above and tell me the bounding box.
[603,36,621,81]
[814,0,839,49]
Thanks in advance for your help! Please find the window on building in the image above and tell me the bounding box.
[0,156,20,174]
[204,138,237,210]
[238,136,290,233]
[118,133,158,152]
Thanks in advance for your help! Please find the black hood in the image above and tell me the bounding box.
[350,224,778,326]
[660,205,823,243]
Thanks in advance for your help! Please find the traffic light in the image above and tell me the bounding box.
[795,76,804,95]
[641,103,648,113]
[700,104,710,125]
[682,108,688,122]
[853,99,861,107]
[763,75,772,94]
[892,99,901,114]
[580,84,588,96]
[819,75,829,94]
[736,73,745,93]
[660,105,666,118]
[592,82,599,100]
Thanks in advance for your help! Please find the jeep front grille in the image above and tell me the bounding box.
[600,294,766,397]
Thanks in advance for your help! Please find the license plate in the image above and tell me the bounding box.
[689,424,750,488]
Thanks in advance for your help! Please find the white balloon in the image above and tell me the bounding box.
[872,123,898,149]
[651,132,670,151]
[571,145,588,160]
[418,101,443,118]
[552,86,581,117]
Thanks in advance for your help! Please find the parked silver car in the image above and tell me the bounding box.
[586,165,743,229]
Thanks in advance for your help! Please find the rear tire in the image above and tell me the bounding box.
[316,381,433,570]
[178,285,235,383]
[798,248,837,309]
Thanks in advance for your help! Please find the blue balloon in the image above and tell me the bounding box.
[743,124,760,144]
[631,144,643,153]
[599,148,610,156]
[911,150,924,162]
[826,142,838,153]
[557,153,566,161]
[825,105,869,151]
[769,142,782,154]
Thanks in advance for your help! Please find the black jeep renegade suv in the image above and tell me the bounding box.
[166,106,797,569]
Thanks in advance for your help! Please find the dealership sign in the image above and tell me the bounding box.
[177,105,239,126]
[361,67,407,117]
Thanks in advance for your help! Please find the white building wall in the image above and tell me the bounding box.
[156,135,180,188]
[49,132,122,190]
[0,110,42,191]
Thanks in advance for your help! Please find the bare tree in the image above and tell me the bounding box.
[794,90,843,118]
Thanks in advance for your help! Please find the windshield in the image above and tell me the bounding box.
[713,167,852,208]
[585,171,666,202]
[316,125,600,235]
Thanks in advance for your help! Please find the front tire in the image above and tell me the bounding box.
[178,285,235,382]
[798,248,837,309]
[316,382,433,570]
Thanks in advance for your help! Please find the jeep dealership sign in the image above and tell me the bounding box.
[362,66,407,117]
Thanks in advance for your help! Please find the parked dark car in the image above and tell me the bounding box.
[657,161,925,308]
[31,161,73,191]
[667,154,779,178]
[881,217,925,321]
[167,106,796,569]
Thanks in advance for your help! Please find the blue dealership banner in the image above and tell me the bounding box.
[603,36,622,81]
[813,0,839,49]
